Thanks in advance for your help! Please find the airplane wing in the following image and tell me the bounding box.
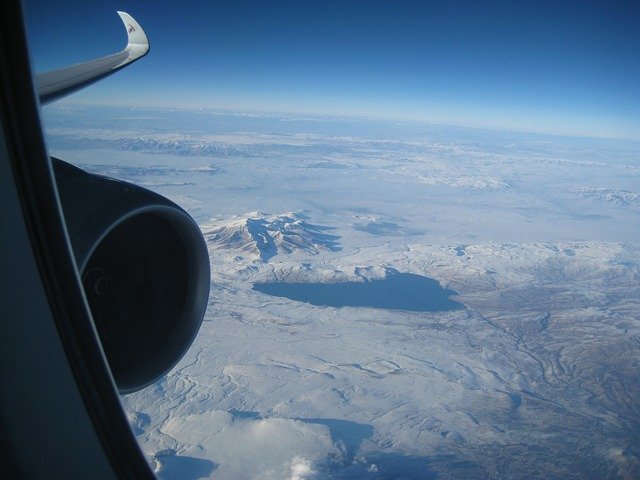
[35,11,149,105]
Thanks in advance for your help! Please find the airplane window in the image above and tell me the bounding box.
[25,2,639,479]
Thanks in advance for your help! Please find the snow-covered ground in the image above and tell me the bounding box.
[43,106,640,479]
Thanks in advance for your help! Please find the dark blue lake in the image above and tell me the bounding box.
[253,272,464,312]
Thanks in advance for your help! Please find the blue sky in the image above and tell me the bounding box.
[24,1,640,138]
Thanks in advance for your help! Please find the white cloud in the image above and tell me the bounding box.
[155,412,339,479]
[287,456,316,480]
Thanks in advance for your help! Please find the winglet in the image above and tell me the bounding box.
[36,12,150,106]
[117,11,149,53]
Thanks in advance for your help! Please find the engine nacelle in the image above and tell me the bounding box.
[53,158,210,394]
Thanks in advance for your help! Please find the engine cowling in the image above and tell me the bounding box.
[53,158,210,394]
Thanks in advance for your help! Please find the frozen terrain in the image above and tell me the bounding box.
[42,106,640,479]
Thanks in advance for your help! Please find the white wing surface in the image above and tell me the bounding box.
[35,12,149,105]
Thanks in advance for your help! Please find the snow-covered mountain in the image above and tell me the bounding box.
[203,212,341,262]
[574,186,640,206]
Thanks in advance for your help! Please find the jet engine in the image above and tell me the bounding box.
[52,158,210,394]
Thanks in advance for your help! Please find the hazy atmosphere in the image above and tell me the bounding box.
[27,1,640,479]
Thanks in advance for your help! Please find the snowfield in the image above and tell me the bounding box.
[43,107,640,479]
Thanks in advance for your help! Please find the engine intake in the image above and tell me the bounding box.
[53,158,210,394]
